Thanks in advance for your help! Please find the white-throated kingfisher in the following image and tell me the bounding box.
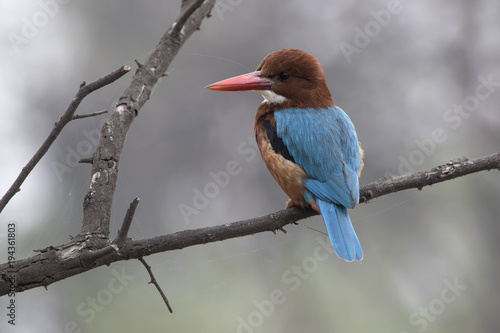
[206,49,364,261]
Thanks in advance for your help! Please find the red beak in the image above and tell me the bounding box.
[205,71,274,91]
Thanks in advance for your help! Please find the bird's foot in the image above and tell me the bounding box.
[286,199,307,209]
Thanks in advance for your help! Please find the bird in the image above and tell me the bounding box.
[206,48,364,261]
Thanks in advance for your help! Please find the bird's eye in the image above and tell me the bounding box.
[279,72,289,81]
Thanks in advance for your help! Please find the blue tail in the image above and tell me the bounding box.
[317,199,363,261]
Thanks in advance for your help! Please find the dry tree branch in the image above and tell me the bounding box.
[79,0,216,237]
[1,152,498,296]
[359,154,499,203]
[0,0,217,297]
[0,66,130,213]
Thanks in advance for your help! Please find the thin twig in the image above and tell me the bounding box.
[0,66,131,213]
[73,110,108,120]
[139,257,173,313]
[114,197,140,245]
[169,0,206,37]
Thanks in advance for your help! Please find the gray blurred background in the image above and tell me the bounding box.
[1,0,500,332]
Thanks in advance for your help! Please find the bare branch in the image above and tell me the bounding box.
[72,110,108,120]
[139,258,173,313]
[1,153,498,296]
[0,66,130,213]
[114,197,140,246]
[359,153,500,203]
[124,153,500,257]
[80,0,215,237]
[0,0,217,297]
[169,0,206,38]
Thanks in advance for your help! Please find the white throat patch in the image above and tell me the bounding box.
[255,90,288,104]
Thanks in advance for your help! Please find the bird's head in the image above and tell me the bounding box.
[206,48,333,109]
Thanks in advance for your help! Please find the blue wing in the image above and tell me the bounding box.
[274,106,362,261]
[273,106,361,208]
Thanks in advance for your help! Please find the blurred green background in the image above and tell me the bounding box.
[1,0,500,332]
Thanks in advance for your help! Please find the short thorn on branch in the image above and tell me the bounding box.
[277,227,287,234]
[78,157,94,164]
[72,110,108,120]
[113,197,140,247]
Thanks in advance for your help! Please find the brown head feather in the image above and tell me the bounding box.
[256,49,333,109]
